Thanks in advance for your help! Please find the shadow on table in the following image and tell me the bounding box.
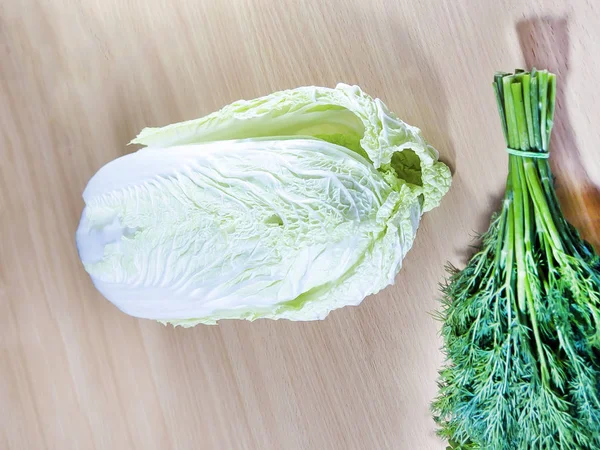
[517,16,600,250]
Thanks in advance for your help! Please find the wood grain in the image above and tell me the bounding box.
[2,1,599,449]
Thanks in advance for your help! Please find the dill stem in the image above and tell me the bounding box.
[523,161,562,251]
[511,158,550,384]
[511,157,527,313]
[537,159,587,258]
[495,195,509,271]
[503,175,515,294]
[501,181,515,392]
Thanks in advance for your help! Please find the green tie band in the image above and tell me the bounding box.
[506,147,550,159]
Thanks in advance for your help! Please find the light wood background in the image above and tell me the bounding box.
[2,1,599,449]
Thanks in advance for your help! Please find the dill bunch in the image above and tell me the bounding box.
[432,69,600,449]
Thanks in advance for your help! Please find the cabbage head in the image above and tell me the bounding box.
[76,84,451,326]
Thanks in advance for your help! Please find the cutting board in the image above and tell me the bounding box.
[2,1,599,449]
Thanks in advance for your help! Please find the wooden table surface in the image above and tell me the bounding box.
[2,1,599,449]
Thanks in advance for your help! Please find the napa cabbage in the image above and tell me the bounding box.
[76,84,451,325]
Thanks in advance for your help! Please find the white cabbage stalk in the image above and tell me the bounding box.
[76,84,451,326]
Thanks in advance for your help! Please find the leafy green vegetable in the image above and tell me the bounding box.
[433,70,600,449]
[76,84,451,325]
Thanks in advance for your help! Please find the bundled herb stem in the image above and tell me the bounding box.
[433,70,600,449]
